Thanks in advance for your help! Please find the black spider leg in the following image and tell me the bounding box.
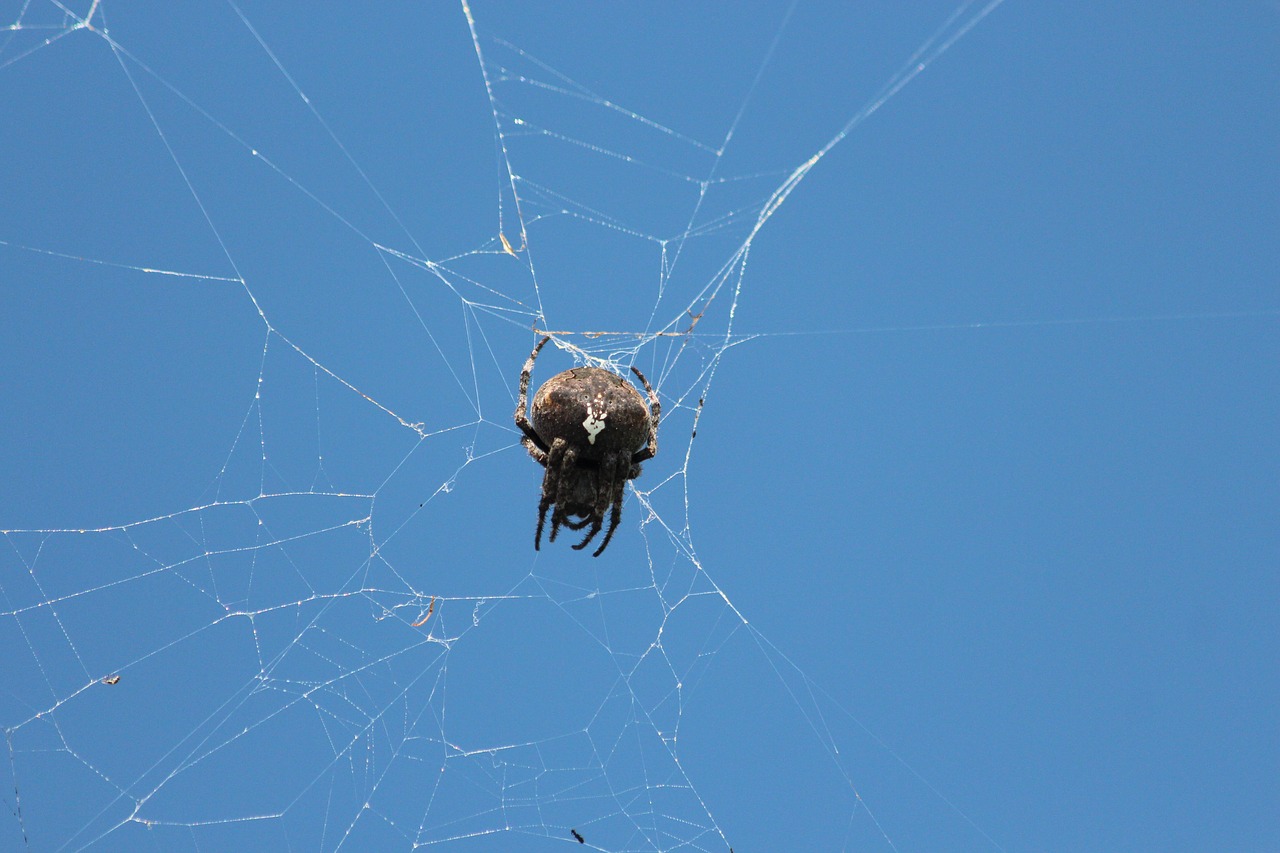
[590,454,632,557]
[515,336,552,457]
[556,458,602,535]
[534,438,567,550]
[572,451,618,554]
[571,522,601,552]
[548,446,578,544]
[629,365,660,464]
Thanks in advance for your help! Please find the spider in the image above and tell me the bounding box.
[514,336,660,557]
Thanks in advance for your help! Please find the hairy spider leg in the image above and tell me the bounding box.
[629,365,660,464]
[515,336,552,453]
[534,438,568,550]
[548,445,579,544]
[571,517,601,552]
[591,451,622,524]
[573,451,623,553]
[520,435,548,465]
[573,452,630,556]
[590,454,632,557]
[571,451,616,553]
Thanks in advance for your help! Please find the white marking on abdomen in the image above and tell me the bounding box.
[583,396,607,444]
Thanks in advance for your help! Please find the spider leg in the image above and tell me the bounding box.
[573,461,606,548]
[548,445,578,544]
[521,435,548,466]
[572,451,616,552]
[592,453,619,518]
[629,364,660,464]
[592,455,632,557]
[592,496,623,558]
[572,518,602,552]
[515,336,552,454]
[535,438,567,550]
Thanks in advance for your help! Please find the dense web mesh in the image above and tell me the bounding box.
[0,2,1020,851]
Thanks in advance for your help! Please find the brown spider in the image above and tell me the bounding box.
[514,336,660,556]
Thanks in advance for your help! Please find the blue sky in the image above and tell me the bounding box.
[2,2,1277,851]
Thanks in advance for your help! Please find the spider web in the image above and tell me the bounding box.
[0,0,1189,850]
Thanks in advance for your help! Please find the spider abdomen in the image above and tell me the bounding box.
[531,367,651,461]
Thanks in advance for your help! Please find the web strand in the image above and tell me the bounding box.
[0,2,1025,851]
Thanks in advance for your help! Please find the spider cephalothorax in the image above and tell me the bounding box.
[514,336,660,557]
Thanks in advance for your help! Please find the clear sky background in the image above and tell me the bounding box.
[2,2,1277,851]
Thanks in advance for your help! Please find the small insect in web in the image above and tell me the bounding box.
[514,336,660,557]
[101,674,120,685]
[571,828,585,844]
[411,596,436,627]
